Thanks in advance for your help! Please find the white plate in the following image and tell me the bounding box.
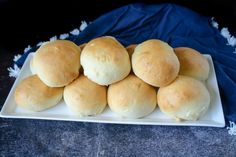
[0,54,225,127]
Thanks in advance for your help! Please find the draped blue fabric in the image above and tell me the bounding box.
[16,3,236,125]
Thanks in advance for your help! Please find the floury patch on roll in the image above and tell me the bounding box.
[108,74,157,118]
[81,36,131,85]
[14,75,63,112]
[64,75,107,116]
[157,75,210,121]
[174,47,210,81]
[132,39,180,87]
[34,40,81,87]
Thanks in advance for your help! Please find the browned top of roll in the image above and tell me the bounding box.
[174,47,210,81]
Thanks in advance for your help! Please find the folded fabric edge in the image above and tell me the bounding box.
[211,18,236,52]
[227,121,236,135]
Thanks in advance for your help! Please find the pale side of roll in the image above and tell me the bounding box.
[174,47,210,81]
[78,43,87,74]
[157,75,210,121]
[64,75,107,116]
[14,75,63,112]
[34,40,81,87]
[132,39,180,87]
[30,57,36,74]
[108,74,157,118]
[81,36,131,85]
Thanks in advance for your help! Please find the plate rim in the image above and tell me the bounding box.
[0,53,226,127]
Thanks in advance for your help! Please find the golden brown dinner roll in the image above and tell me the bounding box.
[14,75,63,112]
[81,36,131,85]
[157,75,210,121]
[126,44,137,59]
[64,75,107,116]
[174,47,210,81]
[108,74,156,118]
[34,40,81,87]
[132,39,180,87]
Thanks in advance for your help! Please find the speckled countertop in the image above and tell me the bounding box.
[1,53,236,157]
[1,119,236,157]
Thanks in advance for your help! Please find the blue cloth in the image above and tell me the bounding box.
[16,3,236,125]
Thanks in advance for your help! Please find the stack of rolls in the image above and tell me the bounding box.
[157,47,210,121]
[15,40,81,112]
[14,36,211,121]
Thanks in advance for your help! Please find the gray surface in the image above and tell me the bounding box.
[1,118,236,157]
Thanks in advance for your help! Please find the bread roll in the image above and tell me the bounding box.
[81,36,131,85]
[64,75,107,116]
[132,39,180,87]
[14,75,63,111]
[108,74,156,118]
[174,47,210,81]
[34,40,81,87]
[157,75,210,121]
[126,44,137,59]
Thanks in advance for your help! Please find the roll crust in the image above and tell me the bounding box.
[132,39,179,87]
[108,74,157,118]
[14,75,63,111]
[64,75,107,116]
[157,75,210,121]
[174,47,210,81]
[81,36,131,85]
[34,40,81,87]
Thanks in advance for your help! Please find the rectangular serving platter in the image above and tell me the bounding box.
[0,53,225,127]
